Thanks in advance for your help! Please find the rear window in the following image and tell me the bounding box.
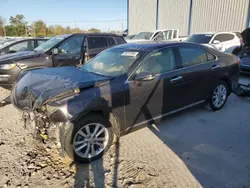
[186,34,213,44]
[214,34,235,42]
[178,47,207,67]
[114,37,126,44]
[88,37,108,49]
[234,32,242,39]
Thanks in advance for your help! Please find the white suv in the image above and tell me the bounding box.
[186,32,241,52]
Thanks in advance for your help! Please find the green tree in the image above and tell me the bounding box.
[88,28,101,33]
[33,20,47,37]
[54,25,65,35]
[9,14,25,26]
[0,16,5,36]
[8,14,26,36]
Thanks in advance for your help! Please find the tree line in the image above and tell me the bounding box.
[0,14,102,37]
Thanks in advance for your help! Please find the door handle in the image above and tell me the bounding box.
[170,76,182,83]
[211,65,220,70]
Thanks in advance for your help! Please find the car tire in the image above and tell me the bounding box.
[209,81,228,111]
[64,114,114,163]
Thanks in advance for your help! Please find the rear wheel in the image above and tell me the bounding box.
[209,81,228,111]
[65,114,114,163]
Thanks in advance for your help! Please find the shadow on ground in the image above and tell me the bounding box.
[73,141,120,188]
[149,94,250,188]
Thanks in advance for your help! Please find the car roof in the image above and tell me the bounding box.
[193,31,236,35]
[71,33,122,37]
[111,41,202,52]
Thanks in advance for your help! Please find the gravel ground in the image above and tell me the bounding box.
[0,75,249,188]
[0,87,201,188]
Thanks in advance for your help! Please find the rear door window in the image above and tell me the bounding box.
[114,37,126,44]
[178,47,208,67]
[207,52,216,61]
[213,34,235,42]
[88,37,108,49]
[136,48,176,75]
[8,41,29,53]
[108,37,116,46]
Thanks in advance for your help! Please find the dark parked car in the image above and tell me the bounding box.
[0,38,48,55]
[11,42,240,163]
[0,33,126,89]
[231,28,250,73]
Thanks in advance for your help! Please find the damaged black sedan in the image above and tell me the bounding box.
[11,42,239,163]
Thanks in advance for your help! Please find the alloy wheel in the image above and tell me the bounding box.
[212,84,227,108]
[73,123,109,159]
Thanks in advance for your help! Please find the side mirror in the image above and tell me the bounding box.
[51,48,59,55]
[213,40,220,44]
[134,72,155,81]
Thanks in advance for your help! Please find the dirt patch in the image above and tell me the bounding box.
[0,87,201,188]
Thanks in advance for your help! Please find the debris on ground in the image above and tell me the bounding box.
[0,87,201,188]
[234,84,250,97]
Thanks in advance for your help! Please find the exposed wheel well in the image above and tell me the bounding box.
[220,77,232,94]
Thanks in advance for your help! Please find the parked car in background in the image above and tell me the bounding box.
[0,38,17,46]
[11,42,239,163]
[0,33,126,89]
[0,38,48,55]
[126,29,186,43]
[125,35,135,40]
[186,32,241,52]
[230,28,250,73]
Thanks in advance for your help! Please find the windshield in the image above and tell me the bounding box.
[34,36,66,52]
[132,32,154,40]
[82,48,140,77]
[186,34,213,44]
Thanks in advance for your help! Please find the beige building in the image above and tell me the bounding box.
[127,0,250,36]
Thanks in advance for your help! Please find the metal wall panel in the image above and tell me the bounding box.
[158,0,190,36]
[128,0,157,35]
[190,0,250,34]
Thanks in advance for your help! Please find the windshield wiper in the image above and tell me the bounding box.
[82,69,109,77]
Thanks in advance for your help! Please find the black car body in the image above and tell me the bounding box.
[0,33,126,89]
[0,38,48,55]
[11,42,240,163]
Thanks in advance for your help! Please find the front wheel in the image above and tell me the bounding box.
[65,114,114,163]
[209,81,228,111]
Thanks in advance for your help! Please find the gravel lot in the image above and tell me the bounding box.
[0,75,249,188]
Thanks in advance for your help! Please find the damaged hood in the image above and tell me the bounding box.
[0,51,41,63]
[12,66,111,111]
[241,28,250,46]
